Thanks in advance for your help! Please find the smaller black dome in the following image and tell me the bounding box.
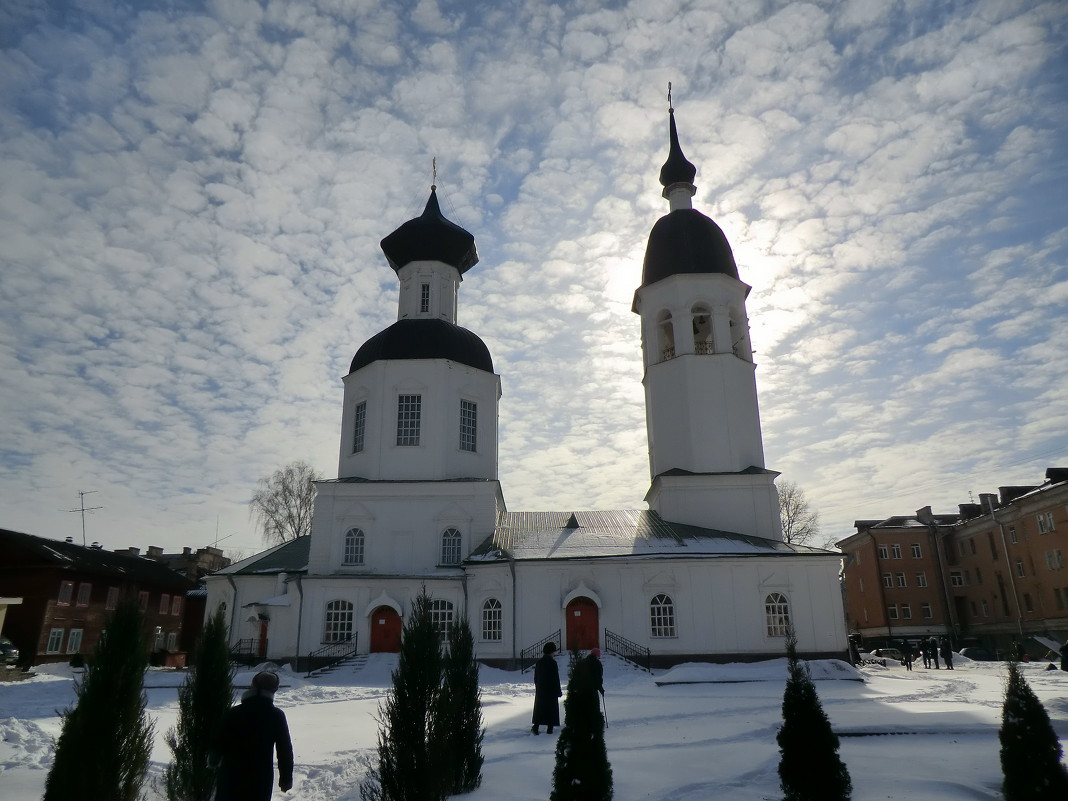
[641,209,738,287]
[380,189,478,274]
[349,319,494,374]
[659,108,697,188]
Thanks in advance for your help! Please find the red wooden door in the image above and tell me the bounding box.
[370,607,402,653]
[565,597,599,651]
[258,621,268,658]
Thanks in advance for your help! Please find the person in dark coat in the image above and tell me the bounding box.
[918,639,930,669]
[215,670,294,800]
[901,641,913,671]
[531,642,562,734]
[940,638,954,670]
[930,636,940,669]
[585,647,605,695]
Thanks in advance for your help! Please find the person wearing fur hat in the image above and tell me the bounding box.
[584,647,605,696]
[214,670,294,800]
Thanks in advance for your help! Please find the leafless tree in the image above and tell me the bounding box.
[249,460,322,546]
[778,479,821,546]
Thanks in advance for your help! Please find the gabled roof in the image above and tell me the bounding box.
[469,510,835,562]
[211,536,310,576]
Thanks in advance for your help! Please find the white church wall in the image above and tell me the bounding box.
[647,473,782,539]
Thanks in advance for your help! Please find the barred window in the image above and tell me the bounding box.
[765,592,790,637]
[420,283,431,313]
[429,599,454,635]
[396,394,421,446]
[352,401,366,453]
[650,594,676,638]
[323,600,354,643]
[441,528,462,565]
[481,598,502,641]
[344,528,365,565]
[459,400,477,452]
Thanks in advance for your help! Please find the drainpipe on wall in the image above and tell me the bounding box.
[294,574,304,671]
[983,495,1024,640]
[920,508,956,640]
[226,575,240,646]
[507,551,517,667]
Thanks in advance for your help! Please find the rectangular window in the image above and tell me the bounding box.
[921,602,933,619]
[57,581,74,606]
[895,572,906,588]
[891,544,902,559]
[75,583,91,607]
[916,572,928,588]
[1009,526,1018,544]
[950,571,963,587]
[981,599,989,617]
[959,542,967,557]
[975,567,982,584]
[46,628,64,654]
[1037,512,1055,534]
[67,629,83,655]
[396,394,421,446]
[901,604,912,620]
[878,544,888,559]
[887,605,898,620]
[159,594,171,614]
[171,595,183,616]
[459,400,477,452]
[1046,549,1065,571]
[138,591,149,612]
[105,586,120,610]
[1055,589,1065,610]
[858,577,864,593]
[911,543,922,558]
[420,283,430,313]
[987,531,998,560]
[1016,559,1025,578]
[970,600,978,615]
[352,401,366,453]
[882,573,893,588]
[1023,593,1034,612]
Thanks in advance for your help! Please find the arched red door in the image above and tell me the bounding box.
[565,597,599,651]
[370,606,402,653]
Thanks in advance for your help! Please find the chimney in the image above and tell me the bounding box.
[979,493,999,513]
[65,537,74,543]
[146,546,164,559]
[915,506,934,526]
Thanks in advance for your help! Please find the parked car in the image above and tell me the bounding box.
[960,646,994,661]
[868,647,904,662]
[0,636,19,666]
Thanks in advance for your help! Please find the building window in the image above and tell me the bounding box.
[878,544,889,559]
[859,577,864,593]
[166,632,178,651]
[901,604,912,620]
[987,531,998,560]
[57,581,74,606]
[46,628,64,654]
[1037,512,1055,534]
[1045,549,1065,571]
[882,573,893,588]
[650,594,677,638]
[105,586,119,610]
[887,605,898,620]
[440,528,462,565]
[1023,593,1034,612]
[420,283,430,313]
[891,544,902,559]
[323,600,354,643]
[153,627,165,650]
[916,572,928,588]
[922,603,933,619]
[765,593,790,637]
[911,543,922,558]
[1016,559,1025,577]
[981,599,989,617]
[138,591,149,611]
[895,573,906,588]
[344,528,365,565]
[171,596,183,616]
[67,629,84,655]
[1008,526,1018,544]
[396,394,421,446]
[459,400,477,452]
[352,401,366,453]
[160,594,171,614]
[950,571,963,587]
[429,599,454,635]
[481,598,502,641]
[970,600,978,615]
[76,583,92,607]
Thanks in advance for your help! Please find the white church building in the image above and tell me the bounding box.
[205,109,848,668]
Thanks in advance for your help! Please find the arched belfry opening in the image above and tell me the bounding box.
[691,303,712,354]
[657,310,675,362]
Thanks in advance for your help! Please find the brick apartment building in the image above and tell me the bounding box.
[837,467,1068,658]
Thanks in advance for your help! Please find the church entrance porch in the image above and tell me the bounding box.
[565,596,599,651]
[370,606,401,652]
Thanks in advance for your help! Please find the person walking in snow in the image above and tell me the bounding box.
[585,648,605,695]
[214,670,294,800]
[919,639,930,669]
[532,641,562,735]
[940,638,954,670]
[901,640,913,671]
[930,636,940,669]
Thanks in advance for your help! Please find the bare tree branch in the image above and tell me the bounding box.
[778,479,821,546]
[249,460,322,546]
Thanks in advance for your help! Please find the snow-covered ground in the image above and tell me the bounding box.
[2,653,1066,800]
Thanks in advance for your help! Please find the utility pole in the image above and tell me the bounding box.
[67,490,103,546]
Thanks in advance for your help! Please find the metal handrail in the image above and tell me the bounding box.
[520,630,561,673]
[304,636,358,677]
[230,638,266,665]
[605,628,652,672]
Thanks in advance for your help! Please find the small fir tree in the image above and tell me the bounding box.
[777,633,851,801]
[44,595,155,801]
[550,652,613,801]
[437,615,484,794]
[361,590,446,801]
[163,605,235,801]
[999,649,1068,800]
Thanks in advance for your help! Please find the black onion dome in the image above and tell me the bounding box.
[641,209,739,287]
[379,189,478,274]
[659,108,697,188]
[349,319,494,374]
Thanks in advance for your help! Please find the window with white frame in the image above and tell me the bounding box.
[160,594,171,614]
[891,544,902,559]
[323,600,354,643]
[916,572,928,587]
[171,595,183,616]
[167,632,178,651]
[882,573,893,588]
[650,594,676,638]
[352,401,366,453]
[440,528,462,565]
[459,400,477,452]
[481,598,502,641]
[1045,549,1064,571]
[922,602,933,619]
[911,543,922,558]
[66,629,83,655]
[901,604,912,620]
[887,605,898,620]
[950,571,963,587]
[344,528,365,565]
[76,582,91,607]
[420,283,431,313]
[765,593,790,637]
[878,544,889,559]
[1037,511,1055,533]
[1016,559,1025,577]
[46,628,64,654]
[105,586,119,610]
[429,599,454,635]
[895,572,906,588]
[396,394,421,446]
[1009,526,1018,544]
[57,581,74,606]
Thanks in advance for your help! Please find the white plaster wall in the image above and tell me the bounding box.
[396,261,460,323]
[647,472,783,539]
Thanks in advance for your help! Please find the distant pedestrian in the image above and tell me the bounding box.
[901,641,913,671]
[532,642,562,735]
[930,637,940,669]
[847,638,860,667]
[215,671,293,801]
[584,648,605,695]
[919,640,930,669]
[940,638,953,670]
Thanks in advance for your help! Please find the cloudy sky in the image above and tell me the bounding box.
[2,0,1065,557]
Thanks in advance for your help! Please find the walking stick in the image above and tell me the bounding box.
[600,691,609,728]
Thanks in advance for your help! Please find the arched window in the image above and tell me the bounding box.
[324,600,354,643]
[765,593,790,637]
[441,528,462,565]
[657,310,675,362]
[429,599,454,635]
[691,304,713,354]
[343,528,365,565]
[650,594,676,638]
[481,598,503,641]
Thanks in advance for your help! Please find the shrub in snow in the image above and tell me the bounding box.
[436,614,484,794]
[999,652,1068,800]
[44,596,154,801]
[550,652,613,801]
[163,605,235,801]
[777,633,851,801]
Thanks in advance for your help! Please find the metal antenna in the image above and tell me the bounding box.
[67,490,103,546]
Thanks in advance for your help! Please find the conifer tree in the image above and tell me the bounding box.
[550,651,613,801]
[44,595,154,801]
[163,605,235,801]
[437,614,484,794]
[777,633,851,801]
[361,590,446,801]
[999,649,1068,800]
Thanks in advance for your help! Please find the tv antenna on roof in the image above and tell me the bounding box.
[67,490,103,546]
